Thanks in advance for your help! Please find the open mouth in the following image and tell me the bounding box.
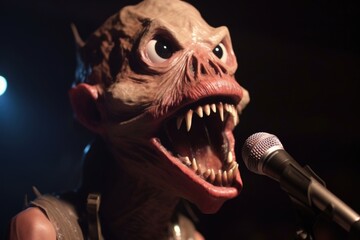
[156,99,239,187]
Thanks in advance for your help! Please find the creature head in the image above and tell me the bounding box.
[69,0,250,214]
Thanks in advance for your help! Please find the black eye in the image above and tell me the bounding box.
[212,43,228,62]
[146,38,175,63]
[213,45,223,58]
[155,40,173,59]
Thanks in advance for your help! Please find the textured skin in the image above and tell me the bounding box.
[8,0,250,239]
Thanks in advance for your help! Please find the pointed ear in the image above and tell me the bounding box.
[69,83,104,134]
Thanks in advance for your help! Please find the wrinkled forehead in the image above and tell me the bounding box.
[121,0,228,45]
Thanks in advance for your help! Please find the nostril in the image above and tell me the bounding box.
[200,64,207,75]
[191,56,198,74]
[188,54,227,79]
[219,64,227,75]
[209,60,227,75]
[189,56,208,76]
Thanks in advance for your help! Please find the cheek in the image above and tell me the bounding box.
[110,82,154,103]
[104,81,157,118]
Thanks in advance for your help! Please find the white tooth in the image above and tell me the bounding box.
[179,156,191,166]
[229,105,239,126]
[204,104,211,116]
[233,112,239,126]
[232,104,237,113]
[191,158,198,171]
[176,115,184,130]
[234,109,239,126]
[229,160,237,170]
[227,169,234,184]
[211,103,216,113]
[203,169,211,178]
[235,116,239,126]
[227,151,233,164]
[195,106,203,118]
[218,102,224,121]
[185,109,193,132]
[216,170,222,185]
[222,170,228,186]
[228,104,234,115]
[196,164,202,175]
[209,169,215,183]
[234,163,239,175]
[224,103,230,112]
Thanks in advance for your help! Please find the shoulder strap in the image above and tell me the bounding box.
[86,193,104,240]
[31,194,84,240]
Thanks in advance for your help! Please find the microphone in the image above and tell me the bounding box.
[241,132,360,237]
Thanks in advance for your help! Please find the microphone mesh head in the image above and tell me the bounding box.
[241,132,283,174]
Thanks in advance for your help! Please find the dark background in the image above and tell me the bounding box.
[1,0,359,239]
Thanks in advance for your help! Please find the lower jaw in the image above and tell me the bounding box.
[150,138,243,213]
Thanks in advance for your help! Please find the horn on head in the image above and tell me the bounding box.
[70,23,85,48]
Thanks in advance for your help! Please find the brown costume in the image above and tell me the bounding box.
[8,0,250,239]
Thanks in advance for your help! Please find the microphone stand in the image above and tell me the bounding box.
[290,193,322,240]
[288,165,322,240]
[281,165,360,240]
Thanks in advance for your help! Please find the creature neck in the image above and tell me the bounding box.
[81,137,181,240]
[100,167,180,240]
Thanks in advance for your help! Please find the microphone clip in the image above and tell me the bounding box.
[287,165,325,240]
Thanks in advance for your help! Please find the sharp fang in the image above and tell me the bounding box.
[229,104,239,126]
[228,104,233,114]
[231,163,239,175]
[234,113,239,126]
[216,170,222,185]
[234,105,239,122]
[203,169,211,179]
[209,169,215,183]
[222,170,228,186]
[185,109,193,132]
[232,111,239,126]
[204,104,211,116]
[224,103,230,112]
[227,151,233,164]
[195,106,203,118]
[229,160,237,171]
[179,156,191,166]
[176,115,184,130]
[211,103,216,113]
[191,158,198,171]
[218,102,224,121]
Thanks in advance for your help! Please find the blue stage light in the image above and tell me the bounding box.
[0,75,7,96]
